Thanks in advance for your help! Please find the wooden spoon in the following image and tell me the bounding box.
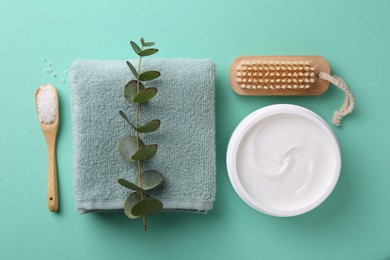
[35,85,59,212]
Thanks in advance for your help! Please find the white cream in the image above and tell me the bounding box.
[227,105,341,216]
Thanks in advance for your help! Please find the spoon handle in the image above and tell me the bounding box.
[47,143,59,212]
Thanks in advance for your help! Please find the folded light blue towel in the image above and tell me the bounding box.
[69,58,216,214]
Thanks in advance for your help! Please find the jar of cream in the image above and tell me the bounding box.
[226,104,341,217]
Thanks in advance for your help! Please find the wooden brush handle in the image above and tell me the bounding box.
[47,144,59,212]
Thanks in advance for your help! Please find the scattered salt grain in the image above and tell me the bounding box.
[64,70,68,74]
[61,79,66,83]
[52,73,57,77]
[37,85,57,124]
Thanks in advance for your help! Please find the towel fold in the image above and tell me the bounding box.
[69,58,216,214]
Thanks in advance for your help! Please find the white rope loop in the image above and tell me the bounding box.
[318,72,355,126]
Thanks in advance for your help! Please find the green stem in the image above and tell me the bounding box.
[135,45,147,231]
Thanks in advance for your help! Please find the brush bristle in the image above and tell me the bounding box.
[236,60,316,90]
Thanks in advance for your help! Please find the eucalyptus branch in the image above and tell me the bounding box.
[135,44,146,230]
[117,37,163,231]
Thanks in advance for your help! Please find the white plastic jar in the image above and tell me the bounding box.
[226,105,341,216]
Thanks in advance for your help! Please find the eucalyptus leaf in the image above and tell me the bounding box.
[139,71,160,81]
[131,198,163,216]
[118,179,141,191]
[130,41,141,54]
[124,80,145,103]
[124,192,142,219]
[138,48,158,57]
[131,144,158,161]
[133,88,158,103]
[119,136,145,162]
[140,37,145,46]
[138,119,160,133]
[119,111,136,130]
[126,61,138,78]
[136,170,163,191]
[143,42,155,47]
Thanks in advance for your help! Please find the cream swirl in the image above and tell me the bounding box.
[236,113,338,211]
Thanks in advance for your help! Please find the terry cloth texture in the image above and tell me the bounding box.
[69,58,216,214]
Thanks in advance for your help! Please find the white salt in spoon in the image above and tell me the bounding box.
[35,84,59,212]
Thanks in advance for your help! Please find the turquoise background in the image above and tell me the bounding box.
[1,0,389,259]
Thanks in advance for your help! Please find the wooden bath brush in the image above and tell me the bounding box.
[230,56,354,126]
